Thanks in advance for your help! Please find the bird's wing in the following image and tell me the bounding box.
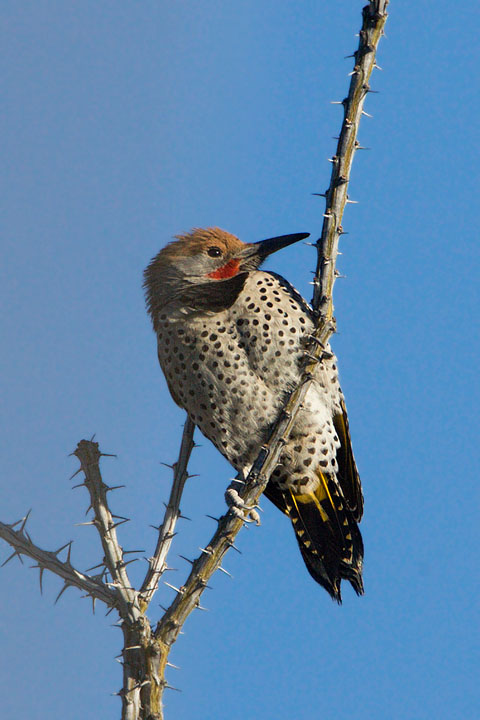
[333,396,363,522]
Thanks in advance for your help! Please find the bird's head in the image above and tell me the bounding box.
[144,227,309,325]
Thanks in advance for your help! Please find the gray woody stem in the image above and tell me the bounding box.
[313,0,389,321]
[74,440,141,623]
[139,416,195,608]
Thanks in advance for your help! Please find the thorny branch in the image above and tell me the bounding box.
[74,440,141,623]
[139,416,195,609]
[0,3,388,719]
[0,515,116,607]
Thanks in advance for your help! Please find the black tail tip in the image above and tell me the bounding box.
[328,577,364,604]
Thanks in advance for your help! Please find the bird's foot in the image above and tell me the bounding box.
[225,478,261,525]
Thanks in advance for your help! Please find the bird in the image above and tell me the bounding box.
[144,227,363,601]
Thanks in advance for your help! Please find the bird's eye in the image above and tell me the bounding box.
[207,246,222,258]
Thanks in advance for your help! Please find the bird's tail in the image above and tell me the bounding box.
[265,469,364,602]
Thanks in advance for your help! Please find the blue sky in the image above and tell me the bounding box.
[1,2,479,719]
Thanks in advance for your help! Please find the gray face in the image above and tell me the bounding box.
[171,246,235,281]
[144,243,245,325]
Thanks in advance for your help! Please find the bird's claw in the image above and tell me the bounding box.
[225,485,261,526]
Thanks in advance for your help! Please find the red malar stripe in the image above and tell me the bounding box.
[207,259,241,279]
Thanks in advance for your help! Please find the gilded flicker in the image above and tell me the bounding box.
[144,227,363,601]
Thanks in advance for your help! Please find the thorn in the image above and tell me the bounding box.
[121,558,139,567]
[195,603,208,611]
[124,645,142,651]
[38,566,45,593]
[123,549,145,555]
[344,53,356,59]
[335,271,347,279]
[355,143,370,150]
[373,63,383,70]
[72,482,87,490]
[18,510,32,533]
[311,192,326,198]
[178,555,194,565]
[55,582,71,604]
[166,661,180,670]
[361,110,373,118]
[86,561,106,572]
[100,452,117,458]
[89,434,97,441]
[69,467,83,481]
[186,473,199,479]
[217,566,233,578]
[75,521,96,527]
[54,541,73,558]
[110,519,130,529]
[164,581,184,595]
[199,547,213,556]
[330,100,344,105]
[2,550,24,567]
[105,485,126,492]
[226,541,242,554]
[165,684,181,693]
[178,513,191,521]
[205,514,221,523]
[160,462,174,470]
[346,199,359,204]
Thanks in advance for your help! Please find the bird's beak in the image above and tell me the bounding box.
[239,232,310,269]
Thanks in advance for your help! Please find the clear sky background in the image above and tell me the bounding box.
[1,2,479,719]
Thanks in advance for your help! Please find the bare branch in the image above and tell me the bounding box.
[139,416,195,609]
[73,440,141,622]
[313,0,389,317]
[0,518,116,606]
